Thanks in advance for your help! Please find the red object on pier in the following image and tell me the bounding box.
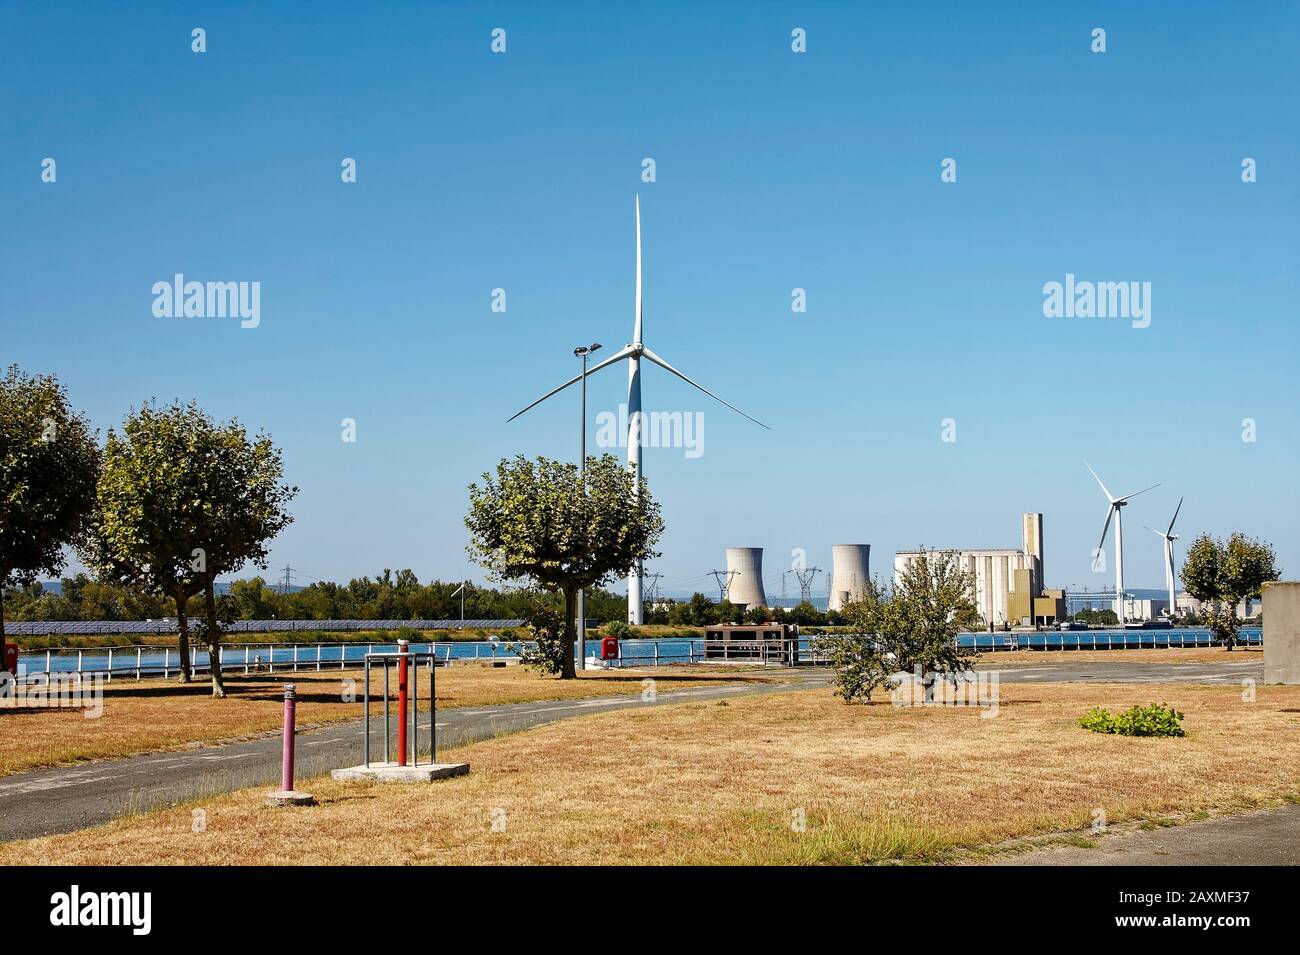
[397,640,409,766]
[600,636,619,661]
[2,643,17,675]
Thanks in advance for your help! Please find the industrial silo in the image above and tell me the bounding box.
[829,544,871,611]
[724,547,767,609]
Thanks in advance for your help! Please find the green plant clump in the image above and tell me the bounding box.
[1080,703,1186,737]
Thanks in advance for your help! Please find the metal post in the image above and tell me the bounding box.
[363,656,371,767]
[269,644,274,674]
[136,647,142,680]
[411,647,419,767]
[281,684,297,792]
[244,645,250,675]
[293,644,299,672]
[107,648,113,682]
[577,346,589,671]
[77,649,83,674]
[163,646,169,679]
[316,644,322,671]
[45,649,51,677]
[383,658,390,764]
[397,640,409,767]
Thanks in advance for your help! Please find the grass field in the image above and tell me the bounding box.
[16,679,1300,865]
[975,647,1263,666]
[0,663,782,777]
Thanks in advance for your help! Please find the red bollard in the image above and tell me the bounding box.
[281,683,297,791]
[397,640,409,767]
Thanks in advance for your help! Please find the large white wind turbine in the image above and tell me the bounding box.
[1085,462,1160,622]
[509,196,769,624]
[1146,497,1183,618]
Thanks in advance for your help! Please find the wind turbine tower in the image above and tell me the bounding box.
[1086,462,1160,622]
[1147,498,1183,617]
[509,197,769,625]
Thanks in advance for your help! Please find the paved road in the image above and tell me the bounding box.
[0,656,1267,843]
[991,804,1300,865]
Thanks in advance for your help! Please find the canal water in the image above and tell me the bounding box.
[13,627,1263,679]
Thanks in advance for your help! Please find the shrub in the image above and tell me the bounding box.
[604,620,634,640]
[1080,702,1185,738]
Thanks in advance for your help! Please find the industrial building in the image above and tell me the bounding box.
[724,547,767,609]
[828,544,871,611]
[895,513,1062,628]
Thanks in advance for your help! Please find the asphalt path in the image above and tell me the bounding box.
[0,656,1268,843]
[991,804,1300,865]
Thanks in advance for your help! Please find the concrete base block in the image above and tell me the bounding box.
[265,790,316,807]
[1264,582,1300,684]
[331,762,470,784]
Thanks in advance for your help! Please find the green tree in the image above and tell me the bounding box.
[815,550,979,703]
[465,454,663,679]
[184,411,297,695]
[1181,532,1279,650]
[81,402,220,681]
[0,366,100,649]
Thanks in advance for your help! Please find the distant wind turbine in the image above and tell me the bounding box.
[509,195,769,624]
[1146,497,1183,619]
[1086,462,1160,622]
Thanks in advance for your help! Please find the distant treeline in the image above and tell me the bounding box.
[2,570,629,624]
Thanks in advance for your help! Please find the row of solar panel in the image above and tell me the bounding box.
[3,619,525,635]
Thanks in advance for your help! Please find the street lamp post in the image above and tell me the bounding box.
[574,342,601,670]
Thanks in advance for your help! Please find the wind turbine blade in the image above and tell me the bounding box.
[1084,461,1115,502]
[1166,496,1183,536]
[1117,483,1161,503]
[640,345,770,430]
[634,195,643,344]
[1144,525,1165,538]
[506,344,636,422]
[1098,505,1115,553]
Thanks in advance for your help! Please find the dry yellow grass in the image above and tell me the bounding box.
[977,647,1262,666]
[20,680,1300,865]
[0,663,781,777]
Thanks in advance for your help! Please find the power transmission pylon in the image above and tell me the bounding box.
[280,564,293,595]
[794,566,821,603]
[709,569,737,603]
[641,572,663,607]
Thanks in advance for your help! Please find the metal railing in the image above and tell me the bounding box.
[363,646,439,768]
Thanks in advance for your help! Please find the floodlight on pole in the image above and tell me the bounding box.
[574,343,601,670]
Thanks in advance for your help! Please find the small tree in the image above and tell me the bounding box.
[814,549,979,703]
[465,454,663,679]
[0,366,99,649]
[182,411,296,696]
[1182,532,1278,650]
[81,402,214,681]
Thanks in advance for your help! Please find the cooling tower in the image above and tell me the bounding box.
[724,547,767,608]
[829,544,871,611]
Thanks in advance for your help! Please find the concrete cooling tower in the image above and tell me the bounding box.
[829,544,871,611]
[724,547,767,608]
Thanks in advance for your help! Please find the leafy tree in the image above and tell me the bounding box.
[182,410,296,695]
[81,402,218,681]
[0,366,100,649]
[1182,532,1279,650]
[686,592,715,626]
[465,454,663,679]
[742,605,771,624]
[814,550,979,703]
[516,596,567,674]
[716,599,743,625]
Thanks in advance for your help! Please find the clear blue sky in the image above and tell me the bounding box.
[3,1,1296,596]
